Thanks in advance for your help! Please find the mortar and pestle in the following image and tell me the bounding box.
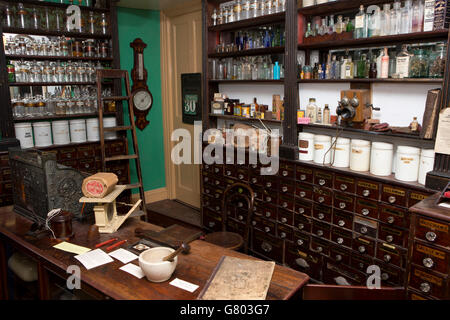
[139,243,190,282]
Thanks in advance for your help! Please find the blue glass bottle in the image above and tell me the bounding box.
[273,61,280,80]
[263,30,271,48]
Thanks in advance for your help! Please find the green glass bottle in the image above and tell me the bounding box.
[346,18,354,33]
[356,54,367,78]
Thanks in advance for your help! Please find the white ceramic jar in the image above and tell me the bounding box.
[331,137,350,168]
[14,123,34,149]
[302,0,316,7]
[103,117,118,140]
[69,119,87,143]
[298,132,315,161]
[313,135,331,164]
[418,149,435,185]
[370,142,394,176]
[316,0,328,4]
[395,146,421,182]
[350,139,371,172]
[86,118,100,142]
[52,120,70,145]
[33,122,52,147]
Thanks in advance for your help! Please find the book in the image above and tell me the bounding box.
[421,88,442,140]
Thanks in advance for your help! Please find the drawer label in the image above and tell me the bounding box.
[381,207,405,218]
[315,172,332,180]
[332,228,351,238]
[356,199,378,209]
[410,193,428,201]
[335,193,353,203]
[379,243,399,255]
[416,244,446,260]
[380,225,403,236]
[336,176,355,184]
[358,181,379,190]
[383,186,406,196]
[419,218,449,233]
[297,167,312,174]
[414,269,443,286]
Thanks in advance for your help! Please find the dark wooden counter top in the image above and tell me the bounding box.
[409,193,450,223]
[0,206,309,300]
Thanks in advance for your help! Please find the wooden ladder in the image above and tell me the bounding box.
[96,69,147,221]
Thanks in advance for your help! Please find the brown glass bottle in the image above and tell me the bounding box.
[369,62,377,79]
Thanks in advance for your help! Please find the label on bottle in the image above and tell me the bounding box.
[355,15,365,29]
[423,0,436,32]
[396,56,410,78]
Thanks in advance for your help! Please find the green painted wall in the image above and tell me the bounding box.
[117,7,166,192]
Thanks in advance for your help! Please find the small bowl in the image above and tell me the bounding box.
[139,247,178,283]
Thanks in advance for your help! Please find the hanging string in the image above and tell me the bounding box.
[45,208,62,239]
[322,125,345,167]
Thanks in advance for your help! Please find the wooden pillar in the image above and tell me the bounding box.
[0,240,8,300]
[280,0,299,160]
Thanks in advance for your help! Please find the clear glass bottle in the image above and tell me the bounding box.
[305,22,314,38]
[396,44,411,78]
[411,0,424,32]
[99,13,108,35]
[242,0,251,20]
[390,1,401,35]
[380,4,391,36]
[355,5,367,39]
[409,48,429,78]
[17,3,29,29]
[234,0,243,21]
[429,43,446,78]
[344,55,354,79]
[368,6,381,37]
[318,18,328,36]
[88,11,96,34]
[24,93,34,117]
[328,15,335,34]
[306,98,317,123]
[335,15,345,34]
[4,4,14,28]
[401,0,413,34]
[31,7,40,30]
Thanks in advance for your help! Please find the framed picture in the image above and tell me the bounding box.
[181,73,202,124]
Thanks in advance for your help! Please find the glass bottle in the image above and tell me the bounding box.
[13,95,25,118]
[331,55,338,79]
[328,15,335,34]
[99,13,108,35]
[356,53,367,78]
[312,63,319,79]
[319,18,328,36]
[323,105,331,125]
[381,47,390,79]
[429,43,446,78]
[211,9,217,26]
[242,0,251,20]
[409,48,428,78]
[4,5,14,28]
[369,61,377,78]
[306,98,317,123]
[335,15,345,34]
[389,51,397,78]
[391,1,401,35]
[380,4,391,36]
[368,6,381,37]
[305,23,314,38]
[31,7,40,30]
[344,55,354,79]
[346,17,354,33]
[24,93,34,117]
[412,0,424,33]
[401,0,413,34]
[234,0,243,21]
[17,3,28,29]
[88,11,96,34]
[396,45,411,78]
[355,5,367,39]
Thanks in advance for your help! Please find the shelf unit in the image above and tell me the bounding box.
[13,112,117,122]
[5,54,114,62]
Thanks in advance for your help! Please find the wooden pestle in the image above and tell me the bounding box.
[163,243,190,262]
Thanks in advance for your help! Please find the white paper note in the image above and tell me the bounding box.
[108,248,138,264]
[74,249,114,270]
[120,263,145,279]
[170,278,199,293]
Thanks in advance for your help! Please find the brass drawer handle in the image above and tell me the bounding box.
[266,182,272,188]
[215,180,220,185]
[282,186,288,192]
[282,202,288,208]
[215,206,220,211]
[208,222,215,228]
[226,170,231,176]
[318,196,325,203]
[237,202,243,208]
[252,221,257,226]
[266,196,272,202]
[335,254,342,262]
[358,246,366,253]
[264,227,271,233]
[384,254,391,262]
[386,235,394,243]
[318,213,325,220]
[251,178,257,184]
[282,170,288,177]
[238,215,244,221]
[315,246,323,253]
[381,273,389,281]
[387,216,395,224]
[360,226,368,234]
[204,177,209,182]
[300,191,306,198]
[316,230,323,237]
[238,174,244,180]
[214,168,220,173]
[261,242,272,253]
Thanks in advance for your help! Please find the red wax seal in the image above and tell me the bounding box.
[86,180,104,196]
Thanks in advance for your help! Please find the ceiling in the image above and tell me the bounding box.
[117,0,195,10]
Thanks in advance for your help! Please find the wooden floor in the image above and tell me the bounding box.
[146,199,202,231]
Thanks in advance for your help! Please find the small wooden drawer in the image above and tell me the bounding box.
[352,235,376,257]
[252,229,283,262]
[279,179,295,195]
[415,215,450,249]
[314,170,333,188]
[378,223,408,248]
[263,191,278,205]
[407,289,436,300]
[278,209,294,226]
[201,195,214,209]
[331,226,352,248]
[381,185,408,207]
[355,197,379,219]
[311,236,331,256]
[312,204,332,223]
[294,213,312,233]
[313,186,333,206]
[58,147,77,160]
[77,146,95,159]
[263,175,279,190]
[296,165,313,182]
[235,208,248,223]
[78,158,96,173]
[202,186,213,196]
[60,159,77,168]
[353,215,378,239]
[249,172,263,186]
[2,182,12,194]
[295,199,313,216]
[285,245,323,281]
[376,242,406,268]
[211,188,224,200]
[411,241,450,275]
[379,263,405,287]
[312,220,331,240]
[329,245,352,265]
[332,210,353,230]
[294,231,311,249]
[277,223,294,241]
[202,172,213,185]
[256,202,277,220]
[334,174,356,194]
[203,208,222,230]
[408,191,432,208]
[107,141,126,156]
[333,191,355,212]
[235,168,249,182]
[0,195,13,207]
[279,193,294,211]
[1,168,11,181]
[279,161,295,179]
[409,265,448,299]
[0,153,9,167]
[323,260,366,286]
[351,254,374,273]
[296,182,314,200]
[379,204,409,229]
[226,218,245,234]
[257,217,276,237]
[224,165,235,178]
[356,179,380,201]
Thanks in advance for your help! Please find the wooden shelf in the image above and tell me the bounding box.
[13,112,117,122]
[3,27,111,40]
[298,0,406,16]
[298,30,449,50]
[208,46,285,58]
[34,138,123,151]
[6,54,114,62]
[299,123,435,142]
[9,81,97,86]
[209,79,284,84]
[208,12,285,32]
[210,113,282,124]
[298,78,444,84]
[8,0,110,13]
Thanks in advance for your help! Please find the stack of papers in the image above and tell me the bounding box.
[74,249,114,270]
